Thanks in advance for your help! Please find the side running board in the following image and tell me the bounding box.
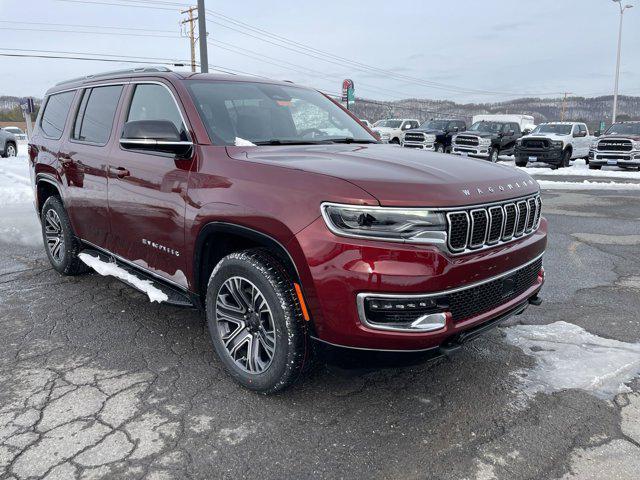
[80,248,195,308]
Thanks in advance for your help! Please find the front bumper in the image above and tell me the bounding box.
[589,150,640,167]
[515,146,563,164]
[451,146,490,158]
[402,141,435,150]
[292,216,547,351]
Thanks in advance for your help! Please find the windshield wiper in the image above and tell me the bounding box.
[326,138,377,144]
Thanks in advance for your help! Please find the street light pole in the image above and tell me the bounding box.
[197,0,209,73]
[611,0,633,124]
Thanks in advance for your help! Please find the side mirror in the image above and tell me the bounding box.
[120,120,192,157]
[523,129,531,135]
[508,130,515,136]
[594,130,601,137]
[580,130,587,137]
[451,126,459,133]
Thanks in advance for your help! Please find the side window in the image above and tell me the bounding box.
[572,124,580,134]
[126,84,187,140]
[579,124,587,134]
[511,123,520,134]
[40,91,76,139]
[72,85,123,144]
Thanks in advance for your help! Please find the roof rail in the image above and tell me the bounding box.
[55,66,173,86]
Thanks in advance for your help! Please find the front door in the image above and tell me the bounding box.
[107,82,193,288]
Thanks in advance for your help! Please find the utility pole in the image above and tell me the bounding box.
[197,0,209,73]
[560,92,572,121]
[611,0,633,124]
[180,6,198,72]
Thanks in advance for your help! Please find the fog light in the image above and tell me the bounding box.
[359,295,450,332]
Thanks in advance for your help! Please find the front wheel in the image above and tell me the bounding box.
[40,196,89,275]
[435,144,445,153]
[489,148,499,163]
[515,159,528,167]
[588,164,601,170]
[206,249,310,394]
[5,143,17,157]
[560,149,571,168]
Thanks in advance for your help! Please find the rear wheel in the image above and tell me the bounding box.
[40,196,88,275]
[206,249,310,394]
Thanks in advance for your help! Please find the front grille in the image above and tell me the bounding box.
[521,138,549,149]
[597,139,633,152]
[447,257,542,322]
[455,135,479,147]
[404,132,426,142]
[446,194,541,253]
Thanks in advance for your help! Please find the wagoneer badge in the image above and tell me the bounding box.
[462,179,536,197]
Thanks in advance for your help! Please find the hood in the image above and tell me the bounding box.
[526,133,569,140]
[412,129,443,135]
[373,127,396,133]
[226,144,539,207]
[598,134,640,141]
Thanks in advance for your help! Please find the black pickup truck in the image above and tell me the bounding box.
[402,119,467,153]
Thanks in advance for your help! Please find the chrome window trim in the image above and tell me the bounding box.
[356,252,544,332]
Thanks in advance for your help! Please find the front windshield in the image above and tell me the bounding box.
[376,120,402,128]
[532,124,572,135]
[187,81,377,145]
[469,121,505,133]
[420,120,448,130]
[605,123,640,136]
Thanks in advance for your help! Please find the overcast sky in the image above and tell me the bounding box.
[0,0,638,102]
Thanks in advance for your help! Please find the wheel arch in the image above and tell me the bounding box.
[35,174,64,213]
[193,222,302,305]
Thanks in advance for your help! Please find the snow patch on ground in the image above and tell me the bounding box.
[505,321,640,400]
[78,253,168,303]
[538,180,640,190]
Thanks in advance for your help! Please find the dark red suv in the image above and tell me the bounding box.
[29,67,546,393]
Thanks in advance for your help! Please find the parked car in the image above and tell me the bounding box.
[452,119,525,162]
[372,118,420,144]
[402,119,467,152]
[514,122,591,168]
[29,67,546,393]
[588,121,640,170]
[3,126,28,141]
[360,119,372,129]
[0,128,17,157]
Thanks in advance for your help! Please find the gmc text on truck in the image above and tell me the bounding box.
[28,68,547,393]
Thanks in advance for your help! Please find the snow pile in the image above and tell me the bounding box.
[516,159,640,180]
[79,253,168,303]
[505,321,640,400]
[537,180,640,191]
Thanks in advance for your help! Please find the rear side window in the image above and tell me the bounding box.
[72,85,123,144]
[126,84,187,139]
[40,91,75,139]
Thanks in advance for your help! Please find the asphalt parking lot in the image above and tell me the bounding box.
[1,184,640,479]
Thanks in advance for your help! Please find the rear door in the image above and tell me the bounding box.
[62,84,125,247]
[107,81,193,288]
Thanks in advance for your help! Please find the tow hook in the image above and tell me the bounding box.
[529,295,543,306]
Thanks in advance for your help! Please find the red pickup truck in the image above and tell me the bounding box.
[29,67,546,393]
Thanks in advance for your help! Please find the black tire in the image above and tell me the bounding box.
[515,159,528,167]
[588,164,601,170]
[435,143,445,153]
[390,138,400,145]
[40,196,88,275]
[489,148,499,163]
[206,249,310,394]
[560,149,571,168]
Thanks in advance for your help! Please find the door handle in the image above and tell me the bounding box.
[109,166,130,178]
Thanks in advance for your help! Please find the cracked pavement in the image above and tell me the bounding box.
[1,188,639,479]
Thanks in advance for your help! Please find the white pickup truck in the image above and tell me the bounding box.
[514,122,592,168]
[372,118,420,144]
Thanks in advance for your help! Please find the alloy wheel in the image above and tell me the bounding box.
[215,276,276,374]
[44,209,65,263]
[7,144,16,157]
[491,150,499,162]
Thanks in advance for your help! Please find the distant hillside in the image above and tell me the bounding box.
[352,95,640,129]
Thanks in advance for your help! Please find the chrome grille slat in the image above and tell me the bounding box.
[444,194,540,254]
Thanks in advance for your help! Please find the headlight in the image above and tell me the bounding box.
[479,138,492,146]
[551,140,563,148]
[590,141,598,150]
[321,203,446,243]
